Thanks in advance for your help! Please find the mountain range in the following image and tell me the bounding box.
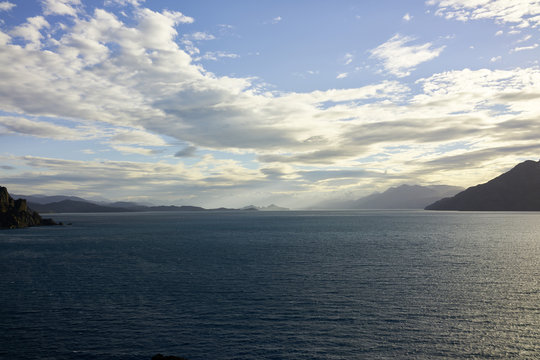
[10,159,540,213]
[314,184,463,210]
[425,159,540,211]
[10,194,288,213]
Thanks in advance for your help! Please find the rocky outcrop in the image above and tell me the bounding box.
[0,186,58,229]
[425,159,540,211]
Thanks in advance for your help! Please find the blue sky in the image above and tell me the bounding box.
[1,0,540,208]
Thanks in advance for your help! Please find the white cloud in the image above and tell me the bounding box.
[369,34,445,77]
[490,56,501,62]
[517,34,532,42]
[429,0,540,28]
[336,72,348,79]
[42,0,81,17]
[201,51,239,61]
[187,31,215,41]
[10,16,50,49]
[511,43,539,52]
[344,53,354,65]
[0,1,15,11]
[403,13,413,21]
[495,30,503,36]
[0,31,10,45]
[104,0,145,6]
[272,16,282,24]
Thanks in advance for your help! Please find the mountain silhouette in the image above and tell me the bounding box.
[425,159,540,211]
[315,184,462,209]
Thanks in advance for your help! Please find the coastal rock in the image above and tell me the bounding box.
[0,186,58,229]
[425,159,540,211]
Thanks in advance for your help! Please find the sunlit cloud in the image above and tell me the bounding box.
[369,34,445,77]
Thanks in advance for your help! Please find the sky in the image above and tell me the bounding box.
[1,0,540,208]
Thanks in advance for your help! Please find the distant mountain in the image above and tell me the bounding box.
[315,184,463,210]
[106,201,150,211]
[12,194,90,204]
[146,205,206,212]
[355,185,463,209]
[241,204,290,211]
[425,159,540,211]
[14,194,239,213]
[28,200,133,213]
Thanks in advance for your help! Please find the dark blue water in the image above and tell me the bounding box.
[1,211,539,359]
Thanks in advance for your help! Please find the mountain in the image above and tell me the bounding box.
[16,195,237,213]
[315,184,463,210]
[258,204,290,211]
[146,205,206,212]
[355,185,463,209]
[241,204,290,211]
[1,187,58,228]
[11,194,90,205]
[425,159,540,211]
[28,200,133,213]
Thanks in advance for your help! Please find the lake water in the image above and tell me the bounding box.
[0,211,539,359]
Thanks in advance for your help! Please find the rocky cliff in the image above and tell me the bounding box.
[425,159,540,211]
[0,186,58,229]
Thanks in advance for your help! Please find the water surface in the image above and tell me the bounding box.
[1,211,538,359]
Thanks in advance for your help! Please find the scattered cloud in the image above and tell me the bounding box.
[187,31,215,41]
[336,72,348,79]
[201,51,239,61]
[428,0,540,28]
[272,16,282,24]
[511,43,539,52]
[403,13,413,21]
[104,0,145,6]
[517,34,532,43]
[369,34,445,77]
[0,1,15,11]
[344,53,354,65]
[490,56,501,62]
[42,0,81,17]
[10,16,50,49]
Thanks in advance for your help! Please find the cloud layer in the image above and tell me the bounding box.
[1,2,540,207]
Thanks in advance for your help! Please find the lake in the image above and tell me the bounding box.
[1,211,538,359]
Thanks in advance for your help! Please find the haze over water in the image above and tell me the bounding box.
[1,211,538,359]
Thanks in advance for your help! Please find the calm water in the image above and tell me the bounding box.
[0,211,538,359]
